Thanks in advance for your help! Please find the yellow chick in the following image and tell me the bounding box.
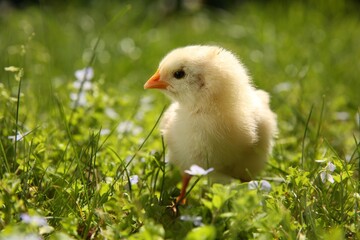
[144,45,277,203]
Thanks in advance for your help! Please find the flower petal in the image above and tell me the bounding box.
[73,80,92,90]
[75,67,94,81]
[129,175,139,185]
[248,180,259,190]
[21,213,48,227]
[327,173,335,183]
[180,215,203,226]
[326,162,336,172]
[184,164,214,176]
[260,180,272,192]
[320,171,327,183]
[204,167,214,174]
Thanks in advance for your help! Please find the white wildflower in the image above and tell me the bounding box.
[129,175,139,185]
[8,131,29,142]
[117,121,134,134]
[117,121,143,135]
[70,91,87,107]
[100,129,111,136]
[73,80,92,90]
[248,180,272,192]
[259,180,272,192]
[184,164,214,176]
[21,213,48,227]
[319,162,336,183]
[70,67,94,108]
[248,180,259,190]
[180,215,203,226]
[320,172,334,183]
[326,162,336,172]
[105,107,119,119]
[75,67,94,81]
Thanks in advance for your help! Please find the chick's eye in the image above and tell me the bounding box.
[173,70,185,79]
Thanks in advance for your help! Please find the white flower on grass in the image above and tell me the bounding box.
[117,121,143,135]
[248,180,272,192]
[21,213,48,227]
[184,164,214,176]
[70,67,94,108]
[180,215,203,227]
[70,91,88,107]
[105,107,119,119]
[99,128,111,136]
[320,162,336,183]
[73,80,93,90]
[75,67,94,82]
[73,67,93,90]
[129,175,139,185]
[327,162,336,172]
[8,131,28,142]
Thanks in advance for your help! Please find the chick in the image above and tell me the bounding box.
[144,45,277,203]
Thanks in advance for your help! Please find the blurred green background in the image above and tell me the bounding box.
[1,0,359,154]
[1,0,359,108]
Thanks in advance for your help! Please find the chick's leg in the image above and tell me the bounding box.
[176,173,192,205]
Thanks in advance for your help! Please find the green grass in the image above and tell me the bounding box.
[0,1,359,239]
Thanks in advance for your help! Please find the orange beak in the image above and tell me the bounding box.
[144,69,169,89]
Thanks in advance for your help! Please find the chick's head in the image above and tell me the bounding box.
[144,45,251,108]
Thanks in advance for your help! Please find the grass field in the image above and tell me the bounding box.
[0,1,359,239]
